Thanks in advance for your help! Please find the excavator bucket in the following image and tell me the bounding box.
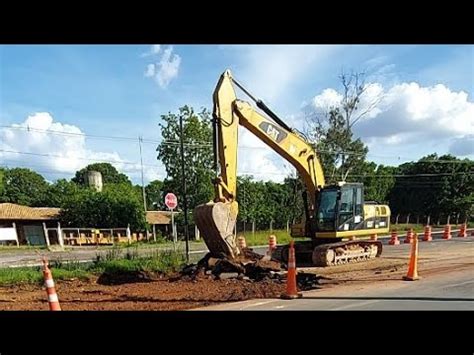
[194,201,240,259]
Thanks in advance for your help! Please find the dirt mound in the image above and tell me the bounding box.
[0,276,287,311]
[182,248,283,281]
[97,270,164,285]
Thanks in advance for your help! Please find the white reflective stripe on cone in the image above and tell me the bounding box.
[45,279,55,288]
[288,262,295,269]
[48,294,59,303]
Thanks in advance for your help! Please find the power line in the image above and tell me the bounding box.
[2,148,470,178]
[0,125,161,144]
[2,126,471,164]
[0,149,162,168]
[2,160,471,182]
[161,140,471,164]
[1,164,75,177]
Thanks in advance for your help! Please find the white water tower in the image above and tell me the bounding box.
[87,171,103,192]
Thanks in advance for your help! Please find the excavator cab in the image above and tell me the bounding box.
[315,183,365,233]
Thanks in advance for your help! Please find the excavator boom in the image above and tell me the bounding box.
[195,70,324,258]
[195,70,389,266]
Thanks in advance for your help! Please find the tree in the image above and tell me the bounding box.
[388,154,473,223]
[72,163,131,186]
[0,168,5,199]
[145,180,164,210]
[282,174,305,224]
[338,70,383,131]
[46,179,82,207]
[156,105,214,211]
[60,183,146,230]
[0,168,49,206]
[316,108,368,182]
[236,177,267,229]
[305,70,381,181]
[348,162,396,203]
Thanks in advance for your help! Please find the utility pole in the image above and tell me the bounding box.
[179,115,190,263]
[138,136,149,240]
[138,136,147,211]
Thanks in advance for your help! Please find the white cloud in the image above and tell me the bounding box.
[141,44,161,57]
[312,88,343,112]
[236,127,290,183]
[309,81,474,163]
[143,45,181,89]
[150,45,161,54]
[145,64,155,77]
[354,82,473,140]
[311,82,473,141]
[0,112,164,183]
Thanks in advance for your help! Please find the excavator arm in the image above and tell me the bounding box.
[195,70,325,259]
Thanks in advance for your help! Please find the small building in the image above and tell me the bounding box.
[0,203,177,246]
[146,211,172,240]
[0,203,60,246]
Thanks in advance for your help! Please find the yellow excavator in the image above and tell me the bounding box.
[194,70,390,267]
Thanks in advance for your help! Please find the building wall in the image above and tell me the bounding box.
[0,220,58,245]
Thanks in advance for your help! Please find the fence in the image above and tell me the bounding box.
[44,224,150,246]
[391,213,472,226]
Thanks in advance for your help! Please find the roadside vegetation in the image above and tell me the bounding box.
[0,248,185,286]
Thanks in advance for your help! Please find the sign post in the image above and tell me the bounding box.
[165,193,178,248]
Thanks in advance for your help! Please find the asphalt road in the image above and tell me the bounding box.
[0,228,471,268]
[200,237,474,310]
[201,268,474,310]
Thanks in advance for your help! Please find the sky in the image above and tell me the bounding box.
[0,44,473,184]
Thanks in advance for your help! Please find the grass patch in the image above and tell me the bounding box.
[94,249,186,285]
[0,265,92,286]
[0,248,186,286]
[391,223,471,233]
[238,229,293,246]
[95,249,185,275]
[237,223,474,244]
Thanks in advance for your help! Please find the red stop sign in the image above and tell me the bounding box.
[165,193,178,210]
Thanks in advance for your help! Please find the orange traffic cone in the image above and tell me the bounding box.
[404,228,413,244]
[281,241,302,299]
[349,235,356,241]
[403,233,420,281]
[443,224,452,239]
[422,225,432,241]
[388,230,400,245]
[458,223,467,238]
[42,258,61,311]
[370,233,378,241]
[267,234,277,255]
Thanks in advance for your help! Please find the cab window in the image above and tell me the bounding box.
[340,188,354,213]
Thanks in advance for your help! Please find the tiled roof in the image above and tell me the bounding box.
[145,211,172,225]
[0,203,60,220]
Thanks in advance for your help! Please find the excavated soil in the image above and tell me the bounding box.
[0,275,287,311]
[0,247,304,311]
[2,239,471,310]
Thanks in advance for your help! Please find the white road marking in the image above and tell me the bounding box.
[238,300,279,310]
